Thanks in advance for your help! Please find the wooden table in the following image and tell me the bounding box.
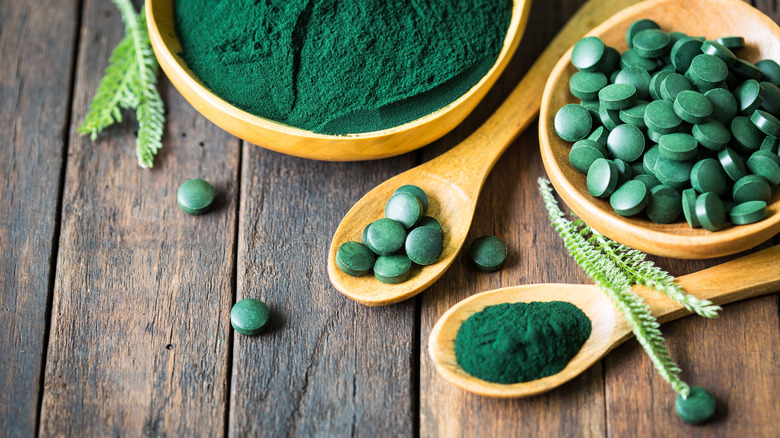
[2,0,778,436]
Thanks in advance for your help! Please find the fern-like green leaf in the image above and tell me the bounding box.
[538,178,691,397]
[79,0,165,169]
[136,86,165,168]
[133,10,164,168]
[77,33,139,139]
[590,231,722,318]
[114,1,165,168]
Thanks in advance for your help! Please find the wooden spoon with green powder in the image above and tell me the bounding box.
[328,0,644,306]
[428,244,780,398]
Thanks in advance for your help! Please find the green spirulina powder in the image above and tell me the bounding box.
[455,301,592,384]
[174,0,512,134]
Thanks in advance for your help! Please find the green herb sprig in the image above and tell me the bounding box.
[590,232,721,318]
[538,178,721,396]
[78,0,164,169]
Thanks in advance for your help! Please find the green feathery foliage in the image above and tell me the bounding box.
[538,178,692,397]
[77,33,138,138]
[590,232,722,318]
[78,0,164,169]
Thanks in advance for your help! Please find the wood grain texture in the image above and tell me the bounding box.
[0,0,78,435]
[0,0,776,435]
[229,147,418,436]
[420,128,605,437]
[602,0,780,432]
[417,0,608,426]
[37,0,240,435]
[419,0,606,435]
[420,0,779,436]
[605,294,780,437]
[419,128,608,437]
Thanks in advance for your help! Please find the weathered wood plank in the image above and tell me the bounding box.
[603,0,780,434]
[0,0,79,435]
[420,0,780,435]
[229,146,417,436]
[37,0,240,435]
[419,137,607,437]
[604,289,779,437]
[419,1,609,435]
[752,0,778,21]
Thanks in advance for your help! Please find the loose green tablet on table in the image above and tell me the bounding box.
[231,298,270,336]
[177,178,215,215]
[676,386,717,425]
[553,20,780,231]
[469,236,508,272]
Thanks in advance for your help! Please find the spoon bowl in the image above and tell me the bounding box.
[146,0,531,161]
[540,0,780,259]
[328,0,646,305]
[328,169,476,306]
[429,244,780,398]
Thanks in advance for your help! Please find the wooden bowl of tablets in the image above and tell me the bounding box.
[540,0,780,259]
[146,0,531,161]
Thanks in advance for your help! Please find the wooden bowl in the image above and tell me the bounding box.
[146,0,532,161]
[540,0,780,259]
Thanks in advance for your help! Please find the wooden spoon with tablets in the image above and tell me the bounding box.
[540,0,780,259]
[429,244,780,398]
[328,0,645,306]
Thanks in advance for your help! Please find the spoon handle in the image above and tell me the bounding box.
[425,0,643,197]
[636,245,780,324]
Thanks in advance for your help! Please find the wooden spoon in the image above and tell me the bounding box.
[429,244,780,398]
[328,0,644,306]
[540,0,780,259]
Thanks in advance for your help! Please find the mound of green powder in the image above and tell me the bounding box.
[174,0,512,134]
[455,301,592,384]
